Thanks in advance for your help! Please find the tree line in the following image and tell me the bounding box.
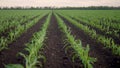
[0,6,120,10]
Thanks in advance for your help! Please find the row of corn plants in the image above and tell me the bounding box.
[56,10,120,41]
[0,15,41,36]
[55,13,96,68]
[0,15,29,35]
[77,15,120,30]
[5,13,51,68]
[56,10,120,30]
[0,13,48,52]
[58,13,120,56]
[0,10,44,35]
[70,16,119,43]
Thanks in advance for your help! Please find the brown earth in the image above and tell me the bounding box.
[43,14,73,68]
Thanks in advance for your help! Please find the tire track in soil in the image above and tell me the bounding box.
[0,15,48,68]
[59,15,120,68]
[43,14,73,68]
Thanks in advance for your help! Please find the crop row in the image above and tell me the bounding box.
[57,10,120,41]
[70,16,120,44]
[0,12,48,51]
[56,10,120,30]
[55,13,96,68]
[56,10,120,45]
[5,13,51,68]
[0,10,49,35]
[0,15,40,36]
[58,13,120,56]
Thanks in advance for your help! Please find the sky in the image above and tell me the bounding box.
[0,0,120,7]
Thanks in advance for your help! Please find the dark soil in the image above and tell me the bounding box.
[43,14,73,68]
[0,15,48,68]
[59,15,120,68]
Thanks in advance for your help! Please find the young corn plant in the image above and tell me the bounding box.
[5,64,24,68]
[0,37,8,51]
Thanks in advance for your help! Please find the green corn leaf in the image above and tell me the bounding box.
[5,64,24,68]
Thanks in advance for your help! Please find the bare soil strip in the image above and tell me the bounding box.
[59,15,120,68]
[43,14,73,68]
[0,15,48,68]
